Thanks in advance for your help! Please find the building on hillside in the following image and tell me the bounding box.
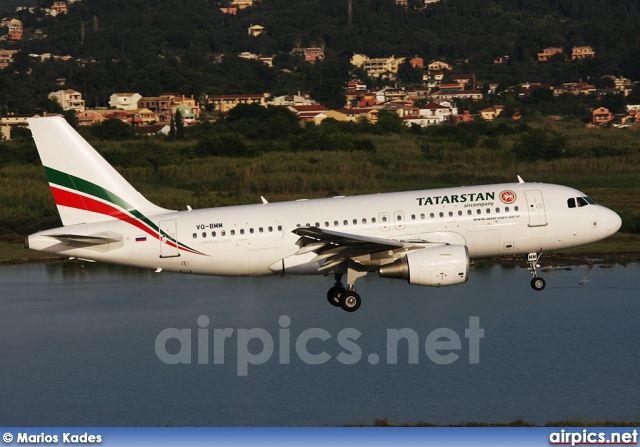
[207,94,269,113]
[220,7,238,14]
[248,25,264,37]
[291,47,325,63]
[409,56,424,69]
[362,56,405,80]
[288,104,329,125]
[538,47,564,62]
[325,108,377,123]
[592,107,613,126]
[0,49,18,69]
[571,45,595,60]
[428,60,452,71]
[8,19,22,41]
[350,53,369,68]
[230,0,257,9]
[110,93,143,110]
[347,80,367,92]
[452,74,476,89]
[419,101,457,123]
[269,93,315,107]
[75,110,106,126]
[138,96,174,121]
[51,1,68,15]
[49,89,85,112]
[172,105,196,125]
[479,105,504,121]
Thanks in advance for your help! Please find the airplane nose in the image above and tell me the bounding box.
[608,210,622,235]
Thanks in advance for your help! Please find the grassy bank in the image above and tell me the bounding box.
[2,118,640,244]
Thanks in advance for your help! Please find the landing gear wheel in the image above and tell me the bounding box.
[531,277,546,291]
[327,286,344,307]
[340,291,361,312]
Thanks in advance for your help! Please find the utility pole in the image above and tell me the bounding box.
[93,15,99,31]
[80,21,85,46]
[348,0,353,29]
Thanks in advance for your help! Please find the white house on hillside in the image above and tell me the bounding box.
[109,93,143,110]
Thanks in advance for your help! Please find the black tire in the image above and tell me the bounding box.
[531,277,546,291]
[327,286,344,307]
[340,291,361,312]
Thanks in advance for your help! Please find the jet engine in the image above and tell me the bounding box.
[378,245,469,287]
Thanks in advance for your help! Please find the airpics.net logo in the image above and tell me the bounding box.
[155,316,484,376]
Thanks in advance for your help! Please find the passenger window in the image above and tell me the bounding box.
[231,230,235,235]
[514,206,519,212]
[240,229,245,235]
[259,228,263,233]
[250,228,254,234]
[278,225,282,231]
[396,215,402,221]
[420,213,425,219]
[477,209,481,215]
[362,218,367,224]
[193,233,197,239]
[353,219,357,225]
[372,217,377,223]
[495,207,500,213]
[467,210,472,215]
[430,213,434,218]
[411,214,416,220]
[458,211,462,216]
[202,232,207,238]
[315,222,320,227]
[344,220,349,225]
[221,230,226,236]
[334,221,339,227]
[212,231,216,237]
[439,212,444,218]
[325,222,329,227]
[505,207,509,212]
[568,198,576,208]
[381,217,387,223]
[448,211,453,217]
[296,224,301,227]
[486,208,490,214]
[268,227,273,232]
[577,197,589,207]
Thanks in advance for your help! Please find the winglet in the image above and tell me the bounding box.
[517,175,525,184]
[261,196,269,204]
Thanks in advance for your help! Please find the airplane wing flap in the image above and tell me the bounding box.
[292,227,441,271]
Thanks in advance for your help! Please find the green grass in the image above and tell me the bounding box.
[0,242,64,264]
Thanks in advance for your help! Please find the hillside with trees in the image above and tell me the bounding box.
[1,0,640,113]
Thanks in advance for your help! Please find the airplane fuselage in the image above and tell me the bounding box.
[27,182,620,277]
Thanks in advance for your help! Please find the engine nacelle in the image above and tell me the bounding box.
[378,245,469,287]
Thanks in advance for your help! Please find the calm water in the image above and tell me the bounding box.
[1,260,639,426]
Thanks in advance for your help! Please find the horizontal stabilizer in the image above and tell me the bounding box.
[47,232,123,245]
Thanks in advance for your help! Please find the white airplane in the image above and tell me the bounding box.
[25,117,622,312]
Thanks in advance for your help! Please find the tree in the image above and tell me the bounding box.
[175,109,185,140]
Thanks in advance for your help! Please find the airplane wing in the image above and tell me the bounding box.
[292,227,441,272]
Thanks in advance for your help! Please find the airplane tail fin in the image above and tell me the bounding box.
[28,116,173,227]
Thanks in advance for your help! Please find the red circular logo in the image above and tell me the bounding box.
[500,190,517,204]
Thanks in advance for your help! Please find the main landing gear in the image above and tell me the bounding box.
[527,251,546,291]
[326,263,367,312]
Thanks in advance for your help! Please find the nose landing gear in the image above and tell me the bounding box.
[527,251,546,291]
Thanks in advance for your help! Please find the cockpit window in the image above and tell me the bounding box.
[584,196,596,205]
[577,197,589,207]
[567,198,576,208]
